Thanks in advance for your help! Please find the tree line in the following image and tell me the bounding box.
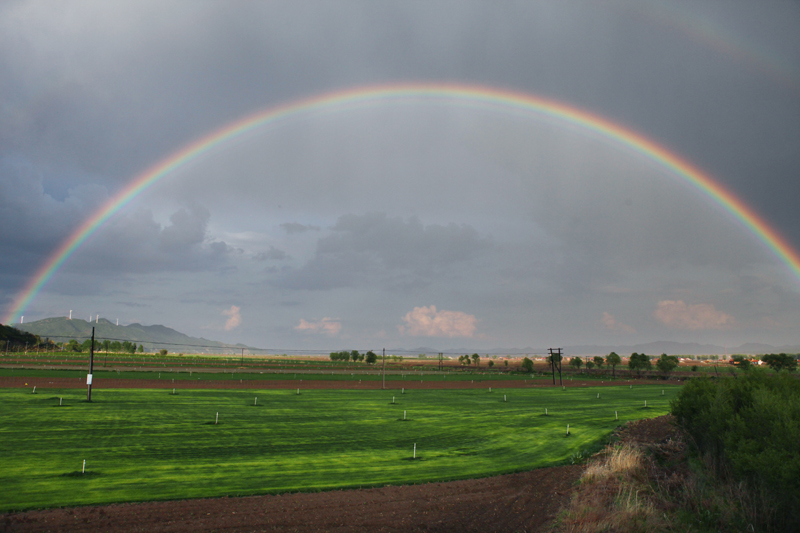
[329,350,378,364]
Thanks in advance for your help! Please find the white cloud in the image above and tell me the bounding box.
[653,300,734,330]
[295,317,341,335]
[222,305,241,331]
[398,305,478,338]
[601,312,636,334]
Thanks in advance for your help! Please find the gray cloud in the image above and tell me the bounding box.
[254,247,289,261]
[280,223,321,235]
[278,213,493,291]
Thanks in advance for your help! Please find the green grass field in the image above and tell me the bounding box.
[0,384,680,511]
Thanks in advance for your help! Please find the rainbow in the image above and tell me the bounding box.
[4,82,800,324]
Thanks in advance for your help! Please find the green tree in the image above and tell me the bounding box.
[593,356,605,369]
[606,352,621,379]
[731,355,751,369]
[471,353,480,367]
[628,353,652,376]
[487,360,494,368]
[585,360,595,370]
[351,350,360,363]
[159,349,168,356]
[138,344,144,353]
[521,357,533,373]
[568,357,583,370]
[365,351,377,364]
[102,339,111,353]
[655,353,679,378]
[761,353,797,372]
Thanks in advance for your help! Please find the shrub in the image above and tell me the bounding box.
[671,371,800,531]
[159,349,168,356]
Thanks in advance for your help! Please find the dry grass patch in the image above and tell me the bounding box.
[555,443,668,533]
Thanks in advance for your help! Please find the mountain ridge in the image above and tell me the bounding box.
[14,317,255,354]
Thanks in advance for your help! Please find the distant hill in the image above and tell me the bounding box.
[14,317,255,354]
[0,323,38,346]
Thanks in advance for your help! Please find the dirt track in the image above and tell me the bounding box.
[0,375,661,391]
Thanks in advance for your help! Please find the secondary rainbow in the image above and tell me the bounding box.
[5,82,800,324]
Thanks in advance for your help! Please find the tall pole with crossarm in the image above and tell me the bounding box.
[87,327,95,401]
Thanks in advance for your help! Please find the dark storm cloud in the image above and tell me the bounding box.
[65,205,235,276]
[278,213,493,291]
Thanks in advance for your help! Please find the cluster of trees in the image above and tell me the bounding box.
[569,352,623,377]
[672,371,800,530]
[732,353,798,371]
[63,339,144,353]
[329,350,378,364]
[458,354,481,366]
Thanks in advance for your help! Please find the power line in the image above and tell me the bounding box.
[13,334,551,356]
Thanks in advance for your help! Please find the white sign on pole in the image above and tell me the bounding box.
[86,374,93,385]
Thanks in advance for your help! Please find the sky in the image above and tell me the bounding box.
[1,0,799,352]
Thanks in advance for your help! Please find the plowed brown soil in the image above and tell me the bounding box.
[2,465,582,533]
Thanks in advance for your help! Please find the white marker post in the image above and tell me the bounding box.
[297,388,300,395]
[173,388,175,395]
[489,387,491,393]
[597,393,599,399]
[60,397,62,406]
[413,443,416,459]
[82,460,85,474]
[32,386,36,394]
[392,396,395,404]
[504,394,507,402]
[215,412,219,425]
[615,411,618,420]
[662,390,664,396]
[566,424,570,435]
[254,397,257,406]
[545,408,548,415]
[402,388,404,394]
[644,400,647,407]
[404,410,406,420]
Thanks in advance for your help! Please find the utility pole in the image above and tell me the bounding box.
[87,327,95,402]
[548,348,563,387]
[382,348,386,390]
